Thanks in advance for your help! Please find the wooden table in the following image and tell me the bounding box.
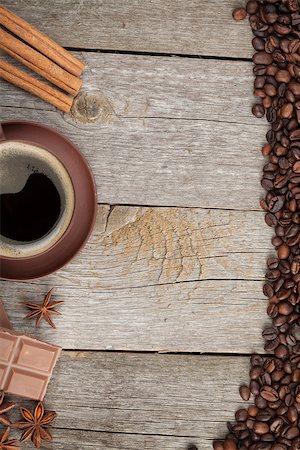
[0,1,271,448]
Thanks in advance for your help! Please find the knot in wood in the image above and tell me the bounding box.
[71,91,114,123]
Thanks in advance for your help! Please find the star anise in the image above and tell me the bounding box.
[22,288,64,328]
[0,427,20,450]
[14,402,57,449]
[0,391,15,426]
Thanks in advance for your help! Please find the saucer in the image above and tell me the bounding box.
[0,120,97,280]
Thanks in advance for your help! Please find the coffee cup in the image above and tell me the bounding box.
[0,120,97,280]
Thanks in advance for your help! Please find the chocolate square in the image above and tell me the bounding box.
[0,328,61,400]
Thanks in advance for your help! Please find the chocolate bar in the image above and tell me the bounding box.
[0,300,12,329]
[0,327,61,400]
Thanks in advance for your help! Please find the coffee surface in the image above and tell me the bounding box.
[0,172,61,241]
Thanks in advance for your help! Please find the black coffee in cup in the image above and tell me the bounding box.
[1,172,61,241]
[0,141,75,258]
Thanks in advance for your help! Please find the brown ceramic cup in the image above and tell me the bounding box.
[0,120,97,280]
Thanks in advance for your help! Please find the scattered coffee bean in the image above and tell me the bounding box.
[247,0,259,15]
[253,103,265,117]
[214,3,300,449]
[232,7,247,21]
[239,385,251,401]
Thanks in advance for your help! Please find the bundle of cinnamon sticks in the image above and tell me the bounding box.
[0,6,85,112]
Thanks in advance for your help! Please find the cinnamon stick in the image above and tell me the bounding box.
[0,43,77,96]
[0,5,85,77]
[0,28,82,95]
[0,59,73,113]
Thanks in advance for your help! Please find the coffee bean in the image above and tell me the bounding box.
[286,426,300,439]
[264,358,276,373]
[265,337,280,351]
[262,327,278,341]
[289,80,300,97]
[263,283,274,297]
[293,161,300,173]
[286,0,300,12]
[280,103,294,119]
[253,421,270,435]
[266,37,278,54]
[265,213,277,227]
[253,37,266,51]
[290,129,300,141]
[264,84,277,97]
[235,408,248,422]
[275,344,289,359]
[253,103,265,117]
[247,0,259,14]
[267,107,277,123]
[255,395,268,409]
[257,409,273,421]
[253,52,273,65]
[270,416,284,433]
[232,7,247,21]
[278,302,293,315]
[260,386,279,402]
[262,143,272,156]
[250,380,261,396]
[269,196,285,213]
[274,22,292,35]
[287,405,298,422]
[250,366,263,379]
[240,385,251,401]
[251,355,264,367]
[278,244,291,259]
[276,70,292,83]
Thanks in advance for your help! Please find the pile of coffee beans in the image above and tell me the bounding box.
[213,1,300,450]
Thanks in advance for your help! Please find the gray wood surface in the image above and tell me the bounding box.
[1,0,253,58]
[11,352,250,449]
[0,1,266,448]
[0,278,268,353]
[0,105,267,209]
[0,205,271,353]
[1,53,258,125]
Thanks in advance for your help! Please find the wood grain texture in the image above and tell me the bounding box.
[12,352,250,449]
[1,0,253,58]
[67,205,273,286]
[0,106,267,210]
[0,278,268,353]
[1,205,271,353]
[1,53,259,125]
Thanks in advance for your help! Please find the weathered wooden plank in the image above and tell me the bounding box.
[1,0,253,58]
[65,205,272,286]
[0,280,268,354]
[11,352,250,448]
[0,106,267,210]
[1,53,258,126]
